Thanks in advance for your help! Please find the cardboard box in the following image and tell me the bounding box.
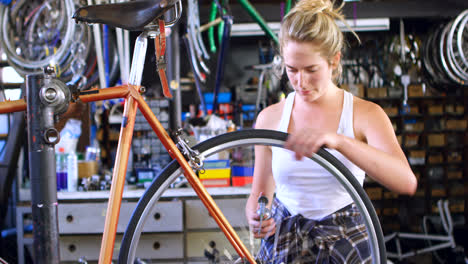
[427,153,443,163]
[447,171,462,179]
[449,202,465,213]
[447,151,462,162]
[428,105,444,115]
[365,187,382,200]
[408,150,425,165]
[446,119,467,130]
[446,104,465,114]
[383,192,398,199]
[427,134,445,146]
[397,135,403,145]
[408,105,420,115]
[408,84,424,97]
[383,208,399,216]
[431,188,446,197]
[404,121,424,132]
[383,107,398,117]
[367,87,388,98]
[78,161,98,179]
[348,83,365,98]
[404,134,419,147]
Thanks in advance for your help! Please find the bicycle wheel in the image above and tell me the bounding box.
[119,129,386,263]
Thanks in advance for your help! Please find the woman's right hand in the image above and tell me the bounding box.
[246,207,276,239]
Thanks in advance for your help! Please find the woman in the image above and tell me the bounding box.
[245,0,417,263]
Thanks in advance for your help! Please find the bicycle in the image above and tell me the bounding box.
[385,200,466,263]
[0,0,386,263]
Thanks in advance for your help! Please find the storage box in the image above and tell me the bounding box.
[198,160,231,179]
[78,161,98,179]
[382,207,399,216]
[365,187,383,200]
[200,178,230,187]
[447,171,462,179]
[231,176,253,187]
[383,106,398,117]
[447,151,462,162]
[408,84,424,97]
[347,83,365,98]
[450,201,465,213]
[431,188,446,197]
[446,104,464,114]
[383,192,398,199]
[446,119,467,130]
[408,105,420,115]
[367,87,387,98]
[408,150,425,165]
[427,153,443,163]
[428,105,444,115]
[231,166,254,177]
[199,168,231,179]
[404,121,424,132]
[397,135,402,145]
[203,92,232,104]
[427,134,445,146]
[404,134,419,147]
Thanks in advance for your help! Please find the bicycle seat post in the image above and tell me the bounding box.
[94,4,183,263]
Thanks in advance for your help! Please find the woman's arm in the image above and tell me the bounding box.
[344,100,417,194]
[246,109,278,238]
[284,100,417,195]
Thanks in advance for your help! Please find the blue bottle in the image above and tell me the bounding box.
[56,147,68,191]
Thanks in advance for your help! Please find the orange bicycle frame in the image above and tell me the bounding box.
[0,30,256,264]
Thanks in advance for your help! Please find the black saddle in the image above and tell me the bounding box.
[72,0,179,31]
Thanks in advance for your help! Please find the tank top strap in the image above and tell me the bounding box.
[337,90,354,137]
[277,92,295,132]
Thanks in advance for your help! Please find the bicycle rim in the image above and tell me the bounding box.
[118,129,386,263]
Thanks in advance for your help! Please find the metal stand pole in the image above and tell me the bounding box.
[26,68,70,263]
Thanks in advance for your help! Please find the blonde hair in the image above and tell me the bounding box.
[279,0,359,82]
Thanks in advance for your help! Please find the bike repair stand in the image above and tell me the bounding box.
[26,66,71,263]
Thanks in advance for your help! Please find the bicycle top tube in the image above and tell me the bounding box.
[72,0,180,31]
[0,84,145,114]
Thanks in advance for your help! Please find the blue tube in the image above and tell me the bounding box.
[103,25,110,87]
[212,15,232,115]
[0,0,12,5]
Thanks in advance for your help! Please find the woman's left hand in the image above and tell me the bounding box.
[284,128,342,160]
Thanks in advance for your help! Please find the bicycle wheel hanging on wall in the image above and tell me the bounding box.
[118,129,386,264]
[421,9,468,90]
[0,0,94,89]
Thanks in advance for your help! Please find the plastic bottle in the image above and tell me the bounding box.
[56,147,68,191]
[67,151,78,192]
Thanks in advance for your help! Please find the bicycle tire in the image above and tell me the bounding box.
[118,129,386,263]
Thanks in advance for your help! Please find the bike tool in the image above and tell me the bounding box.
[256,195,271,236]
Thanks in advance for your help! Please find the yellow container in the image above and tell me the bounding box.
[198,168,231,179]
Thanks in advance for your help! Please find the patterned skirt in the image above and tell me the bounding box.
[255,198,371,264]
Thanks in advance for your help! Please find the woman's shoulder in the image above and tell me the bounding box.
[352,95,392,135]
[352,96,386,118]
[255,99,286,130]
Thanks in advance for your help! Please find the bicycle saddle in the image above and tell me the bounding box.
[73,0,179,31]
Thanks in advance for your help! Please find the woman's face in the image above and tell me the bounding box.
[283,40,338,102]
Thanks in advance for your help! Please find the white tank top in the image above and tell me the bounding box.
[271,91,365,220]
